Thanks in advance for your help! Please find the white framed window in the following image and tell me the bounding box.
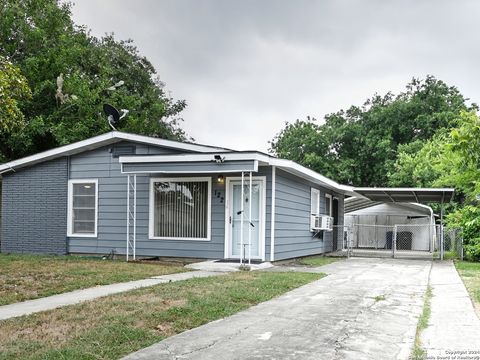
[149,177,212,240]
[67,179,98,237]
[325,194,332,216]
[311,188,321,216]
[311,188,320,230]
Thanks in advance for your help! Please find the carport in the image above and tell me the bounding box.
[344,187,454,259]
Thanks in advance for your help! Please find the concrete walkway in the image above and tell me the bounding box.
[186,260,274,272]
[422,261,480,356]
[0,271,224,321]
[123,258,431,360]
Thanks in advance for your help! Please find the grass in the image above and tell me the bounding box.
[374,294,386,302]
[0,271,323,360]
[0,254,186,305]
[411,286,433,360]
[455,261,480,313]
[282,255,341,267]
[443,251,459,260]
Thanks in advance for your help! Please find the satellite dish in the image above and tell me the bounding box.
[103,103,120,130]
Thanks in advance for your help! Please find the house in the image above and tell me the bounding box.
[0,131,355,262]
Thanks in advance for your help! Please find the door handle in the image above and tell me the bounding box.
[229,216,232,225]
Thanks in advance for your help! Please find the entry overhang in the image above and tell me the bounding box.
[119,154,259,174]
[353,187,455,203]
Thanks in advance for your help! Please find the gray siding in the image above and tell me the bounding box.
[1,158,68,254]
[68,141,272,260]
[273,168,344,261]
[0,136,344,261]
[123,160,257,173]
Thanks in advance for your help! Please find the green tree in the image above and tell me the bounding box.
[387,134,451,188]
[270,76,474,186]
[0,0,187,161]
[0,57,31,149]
[392,111,480,261]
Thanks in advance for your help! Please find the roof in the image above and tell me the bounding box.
[345,198,434,216]
[344,197,381,213]
[0,131,231,174]
[0,131,356,195]
[119,152,358,196]
[353,187,455,203]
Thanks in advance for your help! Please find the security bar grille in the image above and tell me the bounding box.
[152,180,209,239]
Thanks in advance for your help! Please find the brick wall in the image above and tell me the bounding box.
[0,157,68,254]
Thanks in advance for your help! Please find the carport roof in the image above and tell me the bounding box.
[353,187,455,203]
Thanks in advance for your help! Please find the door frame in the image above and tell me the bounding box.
[224,176,267,261]
[332,197,339,251]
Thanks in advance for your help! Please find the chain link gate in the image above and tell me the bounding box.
[339,223,438,259]
[443,228,463,260]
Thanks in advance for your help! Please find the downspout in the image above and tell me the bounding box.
[66,156,71,254]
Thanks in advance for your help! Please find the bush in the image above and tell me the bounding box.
[446,205,480,262]
[464,238,480,261]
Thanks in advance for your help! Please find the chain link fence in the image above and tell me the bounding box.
[336,223,439,259]
[443,228,463,260]
[333,223,463,260]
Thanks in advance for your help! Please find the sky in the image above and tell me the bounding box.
[71,0,480,152]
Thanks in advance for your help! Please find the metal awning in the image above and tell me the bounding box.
[353,187,455,203]
[118,152,357,196]
[344,197,381,213]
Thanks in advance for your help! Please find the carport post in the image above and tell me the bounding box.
[248,171,252,265]
[392,225,397,259]
[240,172,244,266]
[440,202,445,260]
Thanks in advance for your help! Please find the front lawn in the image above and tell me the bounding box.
[455,261,480,312]
[0,271,323,360]
[0,254,186,305]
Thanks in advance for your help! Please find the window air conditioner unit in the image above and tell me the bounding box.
[311,215,333,231]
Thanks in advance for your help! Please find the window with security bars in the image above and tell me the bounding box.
[150,178,211,239]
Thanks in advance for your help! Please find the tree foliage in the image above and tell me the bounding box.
[0,0,187,161]
[446,205,480,261]
[0,57,31,161]
[270,76,474,186]
[392,111,480,261]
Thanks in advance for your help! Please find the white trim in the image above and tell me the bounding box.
[120,152,356,196]
[310,188,321,231]
[120,159,259,175]
[121,169,257,175]
[0,131,229,174]
[224,176,266,261]
[67,179,98,238]
[270,158,356,195]
[148,176,212,241]
[311,188,321,215]
[119,153,269,164]
[270,166,276,262]
[325,193,333,216]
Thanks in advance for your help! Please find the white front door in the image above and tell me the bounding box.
[225,177,265,260]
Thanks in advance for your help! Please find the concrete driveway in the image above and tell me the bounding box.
[123,258,431,360]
